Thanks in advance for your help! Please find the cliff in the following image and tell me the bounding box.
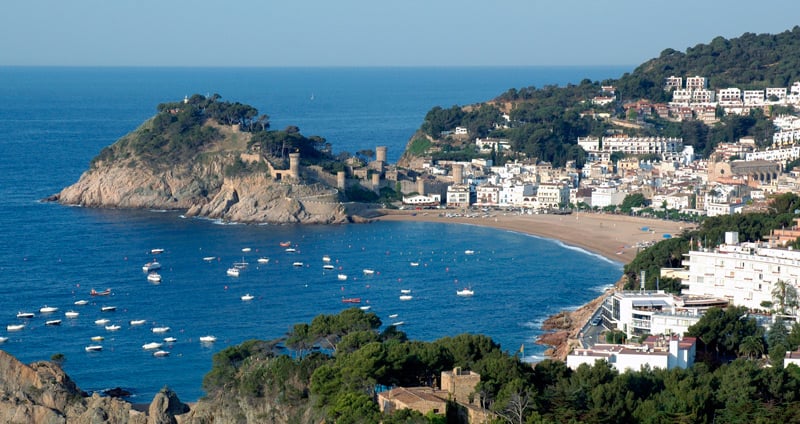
[51,97,355,225]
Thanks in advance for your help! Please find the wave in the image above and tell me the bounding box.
[523,233,623,267]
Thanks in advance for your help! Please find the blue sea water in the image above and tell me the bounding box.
[0,66,626,402]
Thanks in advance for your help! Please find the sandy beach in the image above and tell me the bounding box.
[376,210,693,265]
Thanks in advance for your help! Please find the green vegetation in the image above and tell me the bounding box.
[407,137,433,156]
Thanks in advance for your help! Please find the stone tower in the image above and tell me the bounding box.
[417,178,425,196]
[337,171,346,190]
[376,146,387,163]
[289,152,300,180]
[452,164,463,185]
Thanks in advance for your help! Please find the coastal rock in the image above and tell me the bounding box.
[0,351,83,422]
[147,387,188,424]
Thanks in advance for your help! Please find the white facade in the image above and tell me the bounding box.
[446,185,471,208]
[475,184,500,206]
[682,243,800,311]
[577,136,683,163]
[402,194,441,205]
[718,88,742,105]
[498,183,535,207]
[535,183,569,209]
[591,185,626,208]
[567,336,696,372]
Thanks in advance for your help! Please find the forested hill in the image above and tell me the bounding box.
[410,27,800,167]
[617,26,800,101]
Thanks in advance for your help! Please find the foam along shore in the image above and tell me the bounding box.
[375,210,694,265]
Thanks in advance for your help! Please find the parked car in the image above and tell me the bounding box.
[591,317,602,326]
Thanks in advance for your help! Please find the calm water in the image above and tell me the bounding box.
[0,67,626,401]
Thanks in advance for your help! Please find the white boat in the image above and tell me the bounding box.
[74,300,89,306]
[0,336,8,343]
[163,337,177,343]
[91,336,104,342]
[46,319,62,326]
[6,324,24,331]
[142,261,161,272]
[153,350,170,357]
[94,318,110,325]
[142,342,163,350]
[129,319,146,326]
[199,335,217,343]
[233,260,248,269]
[337,274,348,281]
[85,345,103,352]
[241,247,252,253]
[147,273,162,283]
[241,294,254,301]
[150,248,165,254]
[388,314,398,319]
[392,321,405,326]
[16,312,34,319]
[322,255,331,262]
[285,248,296,253]
[323,264,335,270]
[363,269,375,275]
[203,256,216,262]
[293,261,303,267]
[152,326,170,333]
[101,306,117,312]
[359,306,371,311]
[105,324,121,331]
[399,295,413,301]
[457,288,474,297]
[464,250,475,255]
[410,262,419,267]
[39,306,58,313]
[400,289,412,294]
[65,311,79,318]
[257,257,270,264]
[226,267,240,277]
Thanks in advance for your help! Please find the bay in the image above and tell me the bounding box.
[0,66,626,401]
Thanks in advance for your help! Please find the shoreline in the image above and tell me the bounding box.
[374,210,693,265]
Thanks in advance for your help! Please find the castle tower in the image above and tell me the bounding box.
[376,146,387,163]
[417,178,425,196]
[289,152,300,180]
[452,164,463,185]
[371,173,381,192]
[337,171,346,190]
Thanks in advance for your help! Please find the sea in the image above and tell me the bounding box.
[0,66,628,402]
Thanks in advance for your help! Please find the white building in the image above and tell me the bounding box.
[567,335,696,372]
[446,184,471,208]
[682,235,800,311]
[498,182,535,207]
[475,184,500,206]
[577,136,683,163]
[591,184,626,208]
[535,183,569,209]
[402,194,441,206]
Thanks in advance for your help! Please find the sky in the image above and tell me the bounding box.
[2,0,800,67]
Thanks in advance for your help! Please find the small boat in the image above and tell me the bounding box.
[142,261,161,272]
[90,288,112,297]
[457,288,474,297]
[399,295,413,301]
[85,345,103,352]
[129,319,146,326]
[337,274,348,281]
[257,257,270,264]
[0,337,8,343]
[322,255,331,262]
[359,305,371,311]
[199,335,217,343]
[392,321,405,326]
[400,289,412,294]
[142,342,163,350]
[94,318,110,325]
[147,273,162,283]
[323,264,335,270]
[226,268,240,277]
[7,324,24,331]
[285,248,297,253]
[46,319,62,326]
[342,297,361,304]
[410,262,419,267]
[293,261,304,267]
[203,256,216,262]
[74,299,89,306]
[279,241,291,247]
[233,260,248,269]
[363,269,375,275]
[241,247,252,253]
[163,337,177,343]
[464,250,475,255]
[101,306,117,312]
[150,248,165,254]
[16,312,34,319]
[105,324,121,331]
[65,311,79,318]
[39,306,58,313]
[152,326,170,333]
[388,314,398,319]
[153,350,170,357]
[241,294,254,301]
[91,336,104,342]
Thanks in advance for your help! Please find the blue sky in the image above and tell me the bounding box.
[3,0,799,67]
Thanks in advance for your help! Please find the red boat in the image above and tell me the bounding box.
[90,288,112,296]
[342,297,361,304]
[279,241,291,247]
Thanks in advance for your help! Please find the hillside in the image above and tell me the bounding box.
[52,95,355,224]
